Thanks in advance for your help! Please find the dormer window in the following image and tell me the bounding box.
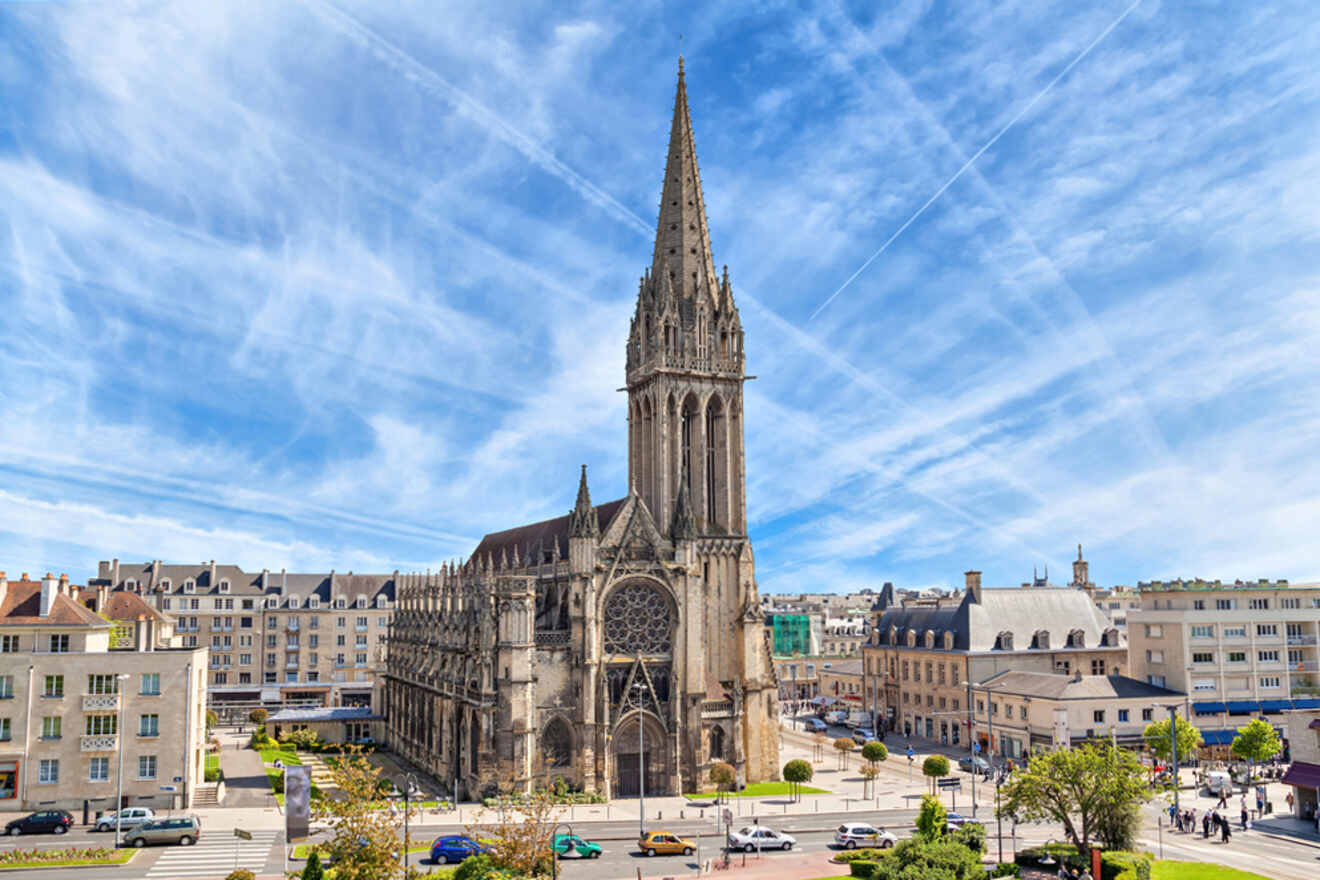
[183,580,196,594]
[335,598,346,610]
[265,597,278,609]
[943,632,955,650]
[1032,630,1051,650]
[218,580,230,594]
[923,630,936,649]
[159,579,171,590]
[376,595,388,609]
[125,579,138,590]
[355,596,367,609]
[1067,629,1085,648]
[289,596,300,610]
[308,597,319,609]
[995,631,1014,651]
[906,629,917,648]
[1103,627,1120,647]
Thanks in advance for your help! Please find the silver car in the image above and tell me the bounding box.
[97,807,154,832]
[728,825,796,852]
[122,815,201,847]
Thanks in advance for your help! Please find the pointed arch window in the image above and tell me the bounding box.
[541,717,572,767]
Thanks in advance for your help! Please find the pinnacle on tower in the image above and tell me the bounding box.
[671,472,697,540]
[569,464,600,538]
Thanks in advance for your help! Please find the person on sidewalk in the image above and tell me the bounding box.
[1202,811,1211,838]
[1216,789,1229,809]
[1221,814,1232,843]
[1240,805,1248,830]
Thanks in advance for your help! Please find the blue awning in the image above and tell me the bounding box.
[1259,699,1293,712]
[1202,729,1236,745]
[1193,702,1226,714]
[1226,700,1260,714]
[1293,698,1320,710]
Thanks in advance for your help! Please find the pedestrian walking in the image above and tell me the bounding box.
[1216,789,1228,809]
[1202,811,1211,838]
[1221,815,1232,843]
[1285,791,1294,813]
[1240,807,1248,830]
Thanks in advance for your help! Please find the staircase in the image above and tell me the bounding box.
[193,782,222,807]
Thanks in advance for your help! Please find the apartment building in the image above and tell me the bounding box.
[818,659,864,705]
[822,616,868,656]
[92,560,396,712]
[970,670,1186,760]
[0,572,207,811]
[865,576,1127,744]
[1128,579,1320,740]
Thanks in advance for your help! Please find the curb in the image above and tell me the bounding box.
[0,852,138,872]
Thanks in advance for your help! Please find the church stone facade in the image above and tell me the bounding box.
[382,62,779,800]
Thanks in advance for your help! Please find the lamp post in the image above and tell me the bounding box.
[1167,704,1180,820]
[550,822,573,880]
[113,673,130,849]
[632,679,647,837]
[401,772,416,873]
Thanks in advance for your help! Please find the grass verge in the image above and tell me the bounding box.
[0,850,136,870]
[1151,863,1272,880]
[684,781,829,798]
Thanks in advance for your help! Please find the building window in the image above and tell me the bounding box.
[1192,652,1214,664]
[307,671,320,682]
[1192,679,1215,691]
[138,755,157,780]
[1249,598,1269,610]
[266,653,276,667]
[264,672,277,684]
[355,653,367,666]
[1141,708,1153,721]
[1019,705,1027,720]
[240,654,252,666]
[139,714,159,737]
[309,617,319,630]
[1224,626,1246,638]
[0,718,12,740]
[1258,650,1280,662]
[1193,599,1205,610]
[85,715,116,735]
[1191,625,1214,638]
[1227,652,1246,663]
[1281,598,1300,610]
[1147,674,1167,687]
[1257,624,1278,637]
[214,673,227,685]
[239,672,251,684]
[1144,625,1163,639]
[140,673,160,695]
[89,756,109,781]
[1118,709,1130,722]
[86,674,118,695]
[38,759,59,784]
[0,635,18,652]
[337,616,346,627]
[1260,676,1281,689]
[0,676,10,699]
[1091,660,1106,675]
[47,634,70,653]
[1216,599,1236,610]
[289,596,300,609]
[1093,710,1105,723]
[41,716,61,739]
[308,635,318,649]
[43,675,64,698]
[1145,650,1164,664]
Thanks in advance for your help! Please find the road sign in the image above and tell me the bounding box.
[173,776,182,782]
[159,785,177,792]
[973,742,981,752]
[234,828,252,840]
[937,778,962,790]
[722,808,733,827]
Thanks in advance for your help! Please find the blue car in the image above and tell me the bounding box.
[430,835,489,865]
[805,718,828,733]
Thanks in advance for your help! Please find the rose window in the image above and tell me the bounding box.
[603,583,672,655]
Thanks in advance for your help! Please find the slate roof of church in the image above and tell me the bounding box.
[472,498,627,564]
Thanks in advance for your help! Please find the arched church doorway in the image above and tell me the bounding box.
[613,711,670,797]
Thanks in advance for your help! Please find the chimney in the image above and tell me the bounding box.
[111,558,120,586]
[58,573,69,595]
[964,571,983,603]
[40,572,58,617]
[208,559,217,588]
[0,571,7,608]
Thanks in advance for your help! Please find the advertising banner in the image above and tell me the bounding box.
[284,765,311,842]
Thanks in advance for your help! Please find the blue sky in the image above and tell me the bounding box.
[1,0,1318,593]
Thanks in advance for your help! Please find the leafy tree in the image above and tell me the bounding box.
[1231,718,1282,791]
[1000,742,1148,857]
[861,740,888,767]
[248,707,269,726]
[922,754,950,794]
[782,759,813,802]
[453,854,516,880]
[834,737,856,769]
[313,746,412,880]
[812,732,828,763]
[205,709,218,732]
[1143,715,1202,764]
[301,850,324,880]
[710,762,737,804]
[465,788,561,878]
[915,794,947,842]
[951,821,986,854]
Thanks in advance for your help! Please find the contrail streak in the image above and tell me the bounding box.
[809,0,1144,321]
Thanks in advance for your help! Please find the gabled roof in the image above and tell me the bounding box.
[472,498,626,565]
[91,591,168,622]
[1,578,107,627]
[979,670,1185,700]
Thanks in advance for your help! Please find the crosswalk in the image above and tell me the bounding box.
[144,828,281,878]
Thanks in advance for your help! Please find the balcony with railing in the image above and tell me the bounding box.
[355,623,368,632]
[285,657,299,669]
[81,734,117,752]
[82,693,121,712]
[1289,661,1320,672]
[1287,634,1317,646]
[287,619,299,632]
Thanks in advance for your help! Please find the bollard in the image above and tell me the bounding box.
[681,810,685,819]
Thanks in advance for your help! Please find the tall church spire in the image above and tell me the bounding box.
[568,464,599,538]
[651,57,722,311]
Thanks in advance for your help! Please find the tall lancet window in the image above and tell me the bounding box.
[681,398,694,494]
[705,398,722,527]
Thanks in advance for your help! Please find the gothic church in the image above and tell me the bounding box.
[383,61,779,799]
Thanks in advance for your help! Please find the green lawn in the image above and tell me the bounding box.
[1152,863,1272,880]
[684,781,829,798]
[0,850,136,870]
[259,747,301,765]
[292,843,431,859]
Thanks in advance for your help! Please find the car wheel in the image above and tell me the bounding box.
[684,847,693,856]
[180,836,194,846]
[436,854,448,865]
[845,840,857,850]
[6,828,19,837]
[97,824,108,833]
[882,840,894,849]
[646,848,656,857]
[590,850,600,859]
[133,839,146,848]
[782,842,792,851]
[54,826,67,835]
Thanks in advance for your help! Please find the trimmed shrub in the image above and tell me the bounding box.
[225,871,255,880]
[951,821,985,854]
[849,859,879,878]
[1100,851,1153,880]
[831,848,891,863]
[987,865,1021,878]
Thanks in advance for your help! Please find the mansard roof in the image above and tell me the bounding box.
[472,498,627,565]
[978,670,1185,700]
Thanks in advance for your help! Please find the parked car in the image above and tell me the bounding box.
[96,807,154,832]
[728,825,796,852]
[824,709,848,725]
[430,835,490,865]
[553,833,602,858]
[852,727,876,745]
[805,718,828,733]
[5,810,74,836]
[958,756,990,774]
[638,831,695,856]
[833,823,896,850]
[122,816,201,847]
[945,813,980,830]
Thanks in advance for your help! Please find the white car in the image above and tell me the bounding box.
[96,808,154,832]
[834,823,896,850]
[727,826,796,852]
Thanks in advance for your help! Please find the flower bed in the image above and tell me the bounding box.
[0,847,136,869]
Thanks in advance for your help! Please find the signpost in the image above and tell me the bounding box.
[938,777,961,811]
[233,828,251,874]
[907,747,915,781]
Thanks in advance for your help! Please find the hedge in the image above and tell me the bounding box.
[849,860,880,879]
[831,848,892,863]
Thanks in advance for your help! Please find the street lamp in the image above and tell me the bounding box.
[400,772,417,873]
[550,822,574,880]
[113,673,131,849]
[631,679,647,837]
[963,680,1004,865]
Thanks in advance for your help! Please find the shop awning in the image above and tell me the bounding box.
[1192,702,1226,714]
[1226,701,1260,714]
[1282,761,1320,789]
[1259,699,1294,712]
[1201,729,1235,745]
[809,696,838,706]
[1293,699,1320,710]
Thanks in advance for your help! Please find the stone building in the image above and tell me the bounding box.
[383,61,779,800]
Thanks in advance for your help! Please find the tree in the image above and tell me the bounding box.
[301,850,324,880]
[859,764,879,799]
[248,707,269,726]
[861,740,888,768]
[1143,715,1202,765]
[1231,718,1282,792]
[872,838,983,880]
[205,709,218,733]
[465,788,562,878]
[833,737,855,770]
[782,759,813,803]
[915,794,947,841]
[313,746,412,880]
[812,732,828,763]
[710,762,737,804]
[922,754,950,795]
[1000,742,1149,857]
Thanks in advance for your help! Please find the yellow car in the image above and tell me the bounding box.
[638,830,695,856]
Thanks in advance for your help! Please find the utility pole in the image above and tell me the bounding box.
[114,673,130,848]
[633,677,647,837]
[1168,705,1180,819]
